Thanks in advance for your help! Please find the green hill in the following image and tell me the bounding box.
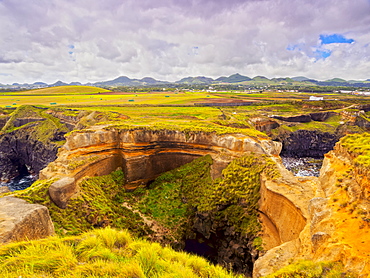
[28,86,110,95]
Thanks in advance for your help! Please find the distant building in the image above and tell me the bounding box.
[309,96,324,101]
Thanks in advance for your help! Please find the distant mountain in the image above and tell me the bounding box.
[216,73,251,83]
[252,76,269,81]
[140,77,158,84]
[271,77,295,83]
[51,81,68,87]
[176,76,214,84]
[3,74,370,90]
[292,76,311,82]
[93,76,167,87]
[326,78,346,82]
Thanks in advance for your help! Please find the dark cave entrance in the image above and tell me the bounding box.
[183,216,256,277]
[184,239,217,260]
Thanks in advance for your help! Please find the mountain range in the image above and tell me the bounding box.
[2,73,370,89]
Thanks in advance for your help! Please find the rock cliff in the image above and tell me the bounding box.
[254,132,370,277]
[40,126,282,207]
[0,106,71,183]
[273,129,339,158]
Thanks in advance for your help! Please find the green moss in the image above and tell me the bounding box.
[13,170,151,237]
[125,154,279,243]
[1,105,69,145]
[125,155,214,241]
[203,155,279,236]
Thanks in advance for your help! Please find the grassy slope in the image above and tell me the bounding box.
[0,227,243,278]
[340,132,370,167]
[10,170,151,237]
[20,86,110,95]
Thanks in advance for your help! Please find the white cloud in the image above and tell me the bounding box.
[0,0,370,84]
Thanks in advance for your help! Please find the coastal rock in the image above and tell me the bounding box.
[0,127,59,182]
[48,177,76,208]
[0,186,10,194]
[0,196,54,244]
[273,129,339,158]
[249,117,280,133]
[40,127,282,191]
[255,137,370,277]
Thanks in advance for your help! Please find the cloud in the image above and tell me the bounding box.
[0,0,370,83]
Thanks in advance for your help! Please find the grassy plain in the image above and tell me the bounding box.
[1,85,369,108]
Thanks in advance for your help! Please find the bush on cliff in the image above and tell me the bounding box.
[0,227,243,278]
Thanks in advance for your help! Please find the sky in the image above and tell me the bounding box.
[1,0,370,84]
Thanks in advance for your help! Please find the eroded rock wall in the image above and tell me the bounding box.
[274,129,339,158]
[254,137,370,277]
[0,128,59,182]
[40,126,282,191]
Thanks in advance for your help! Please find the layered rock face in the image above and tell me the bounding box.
[254,136,370,277]
[274,129,339,158]
[40,126,282,207]
[0,196,55,244]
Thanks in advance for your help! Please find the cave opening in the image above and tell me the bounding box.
[183,224,255,277]
[184,239,217,260]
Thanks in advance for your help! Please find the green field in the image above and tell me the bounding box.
[2,85,369,109]
[0,86,224,107]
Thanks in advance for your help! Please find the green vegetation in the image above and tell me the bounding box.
[340,132,370,168]
[0,227,243,278]
[125,154,279,244]
[1,105,69,144]
[13,170,151,237]
[126,155,214,241]
[265,260,356,278]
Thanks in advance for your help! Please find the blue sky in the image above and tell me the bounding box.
[0,0,370,84]
[320,34,355,45]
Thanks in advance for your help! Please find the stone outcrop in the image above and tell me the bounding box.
[271,112,337,123]
[0,106,75,183]
[273,129,339,158]
[0,186,10,194]
[0,127,59,182]
[249,117,280,134]
[48,177,76,209]
[0,196,54,244]
[40,126,282,207]
[254,137,370,277]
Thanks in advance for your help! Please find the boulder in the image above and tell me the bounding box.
[49,177,76,208]
[0,186,10,194]
[0,196,55,244]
